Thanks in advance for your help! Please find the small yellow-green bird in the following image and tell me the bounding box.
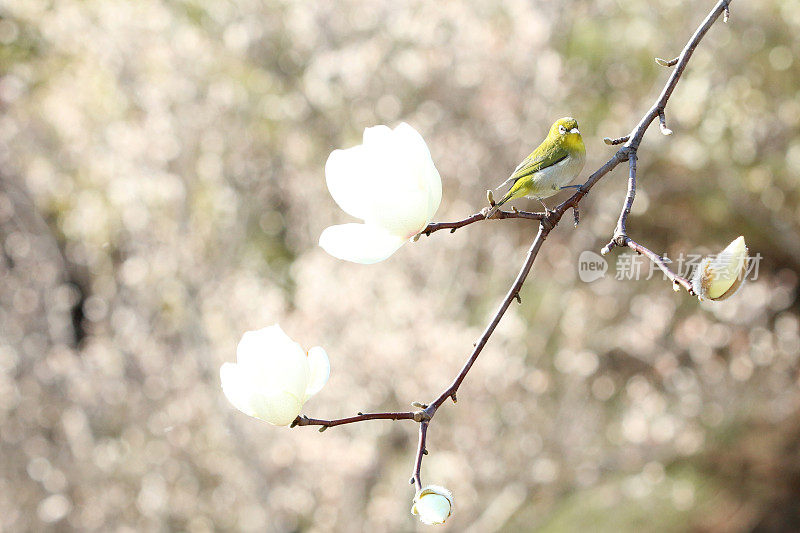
[486,117,586,217]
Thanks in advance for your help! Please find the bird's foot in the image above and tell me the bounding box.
[536,198,551,213]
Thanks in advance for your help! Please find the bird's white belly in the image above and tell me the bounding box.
[525,153,585,199]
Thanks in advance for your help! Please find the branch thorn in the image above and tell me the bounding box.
[723,1,730,22]
[318,426,328,432]
[514,293,522,304]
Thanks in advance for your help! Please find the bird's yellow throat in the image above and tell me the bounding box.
[562,133,585,153]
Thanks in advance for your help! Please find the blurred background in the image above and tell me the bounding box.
[1,0,799,531]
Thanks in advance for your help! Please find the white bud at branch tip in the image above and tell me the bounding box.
[411,485,453,525]
[692,236,749,301]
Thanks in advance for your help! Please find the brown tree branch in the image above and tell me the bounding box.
[412,0,733,486]
[603,154,638,252]
[411,422,429,492]
[295,0,732,494]
[418,208,543,237]
[599,0,731,289]
[624,238,695,294]
[429,224,548,411]
[291,410,416,429]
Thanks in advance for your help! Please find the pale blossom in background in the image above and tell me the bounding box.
[411,485,454,525]
[692,236,749,301]
[319,123,442,264]
[220,325,330,426]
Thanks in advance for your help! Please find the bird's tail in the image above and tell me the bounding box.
[485,195,510,218]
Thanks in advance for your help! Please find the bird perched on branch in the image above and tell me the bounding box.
[486,117,586,217]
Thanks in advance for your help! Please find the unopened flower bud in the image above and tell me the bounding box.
[692,236,749,301]
[411,485,453,525]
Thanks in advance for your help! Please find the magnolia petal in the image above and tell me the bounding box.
[220,362,257,418]
[249,390,304,426]
[319,223,406,264]
[362,124,393,146]
[693,236,748,301]
[304,346,330,400]
[236,325,294,363]
[235,325,310,400]
[363,186,434,238]
[394,123,443,221]
[361,125,441,233]
[323,123,442,241]
[325,145,375,221]
[221,362,305,425]
[412,495,451,525]
[425,165,443,221]
[711,236,748,297]
[411,485,453,525]
[361,123,441,236]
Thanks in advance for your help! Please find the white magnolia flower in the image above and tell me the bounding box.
[411,485,453,525]
[220,325,330,426]
[319,123,442,264]
[692,236,749,301]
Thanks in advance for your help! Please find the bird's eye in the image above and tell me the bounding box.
[558,125,566,135]
[569,127,580,134]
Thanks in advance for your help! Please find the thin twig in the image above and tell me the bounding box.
[420,209,543,237]
[602,155,638,254]
[295,0,732,493]
[399,0,732,484]
[601,0,729,259]
[625,238,695,294]
[412,422,429,491]
[291,411,415,428]
[431,223,549,410]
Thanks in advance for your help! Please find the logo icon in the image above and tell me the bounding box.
[578,250,608,282]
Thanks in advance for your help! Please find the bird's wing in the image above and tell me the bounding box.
[496,142,569,190]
